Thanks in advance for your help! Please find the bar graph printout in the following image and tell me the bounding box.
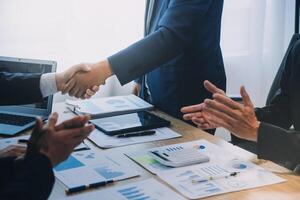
[58,178,186,200]
[54,150,140,189]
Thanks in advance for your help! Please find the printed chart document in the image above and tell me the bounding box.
[58,178,186,200]
[54,150,140,189]
[126,139,235,174]
[88,127,181,148]
[66,94,153,118]
[158,159,285,199]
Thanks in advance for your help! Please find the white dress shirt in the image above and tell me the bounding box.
[39,73,58,97]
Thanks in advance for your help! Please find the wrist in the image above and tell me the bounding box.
[55,73,64,92]
[98,60,113,78]
[251,121,260,142]
[39,149,58,167]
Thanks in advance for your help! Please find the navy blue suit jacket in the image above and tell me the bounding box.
[108,0,226,119]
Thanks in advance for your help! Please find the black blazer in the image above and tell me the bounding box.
[233,35,300,172]
[0,72,54,199]
[0,72,43,105]
[0,154,54,200]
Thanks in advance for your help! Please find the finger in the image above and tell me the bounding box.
[213,94,244,110]
[181,103,204,113]
[91,85,99,92]
[86,89,95,96]
[204,80,226,95]
[240,86,254,108]
[204,99,242,120]
[203,106,234,130]
[74,88,86,99]
[11,145,27,153]
[56,115,90,131]
[47,112,58,128]
[69,83,82,97]
[183,112,203,121]
[62,78,76,95]
[198,123,211,129]
[29,118,44,143]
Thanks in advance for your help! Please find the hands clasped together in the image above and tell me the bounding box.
[55,60,113,99]
[181,81,260,142]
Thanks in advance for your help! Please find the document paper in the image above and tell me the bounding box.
[88,127,181,148]
[58,178,186,200]
[66,94,153,118]
[158,159,285,199]
[54,150,140,188]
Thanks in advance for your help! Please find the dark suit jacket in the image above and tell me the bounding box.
[0,72,54,199]
[0,72,43,105]
[0,154,54,200]
[108,0,226,119]
[233,34,300,172]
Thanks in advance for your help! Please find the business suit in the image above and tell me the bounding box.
[0,72,43,105]
[108,0,226,120]
[0,72,54,199]
[233,34,300,172]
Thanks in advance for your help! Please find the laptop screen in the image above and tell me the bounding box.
[0,57,56,115]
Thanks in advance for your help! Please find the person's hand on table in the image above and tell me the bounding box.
[181,80,226,129]
[0,145,26,158]
[63,60,113,99]
[26,113,95,166]
[203,86,260,142]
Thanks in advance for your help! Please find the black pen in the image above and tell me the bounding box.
[18,139,29,144]
[65,179,114,195]
[116,130,156,138]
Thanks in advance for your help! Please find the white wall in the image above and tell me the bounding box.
[0,0,145,101]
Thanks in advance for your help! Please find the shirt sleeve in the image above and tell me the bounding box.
[40,73,58,97]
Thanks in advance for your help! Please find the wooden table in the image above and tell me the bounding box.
[43,103,299,199]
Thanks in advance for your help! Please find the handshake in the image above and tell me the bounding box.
[55,60,113,99]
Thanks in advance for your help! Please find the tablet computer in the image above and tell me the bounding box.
[90,111,171,136]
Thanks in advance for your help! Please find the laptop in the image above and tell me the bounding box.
[0,56,56,136]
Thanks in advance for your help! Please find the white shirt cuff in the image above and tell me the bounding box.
[40,73,58,97]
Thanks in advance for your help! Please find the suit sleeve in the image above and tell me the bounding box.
[0,72,43,105]
[0,153,55,200]
[257,122,300,165]
[255,36,296,129]
[108,0,213,85]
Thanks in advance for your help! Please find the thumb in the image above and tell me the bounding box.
[75,63,91,72]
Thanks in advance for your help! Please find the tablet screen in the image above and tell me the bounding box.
[90,111,170,135]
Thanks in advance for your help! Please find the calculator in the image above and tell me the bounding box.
[148,145,210,167]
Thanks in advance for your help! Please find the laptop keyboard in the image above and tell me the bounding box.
[0,113,36,126]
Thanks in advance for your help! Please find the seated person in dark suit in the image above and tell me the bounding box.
[181,39,300,173]
[0,68,96,199]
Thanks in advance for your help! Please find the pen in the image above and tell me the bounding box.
[191,172,239,183]
[18,139,29,144]
[116,130,156,138]
[65,179,114,195]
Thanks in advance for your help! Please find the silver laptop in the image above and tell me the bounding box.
[0,56,56,136]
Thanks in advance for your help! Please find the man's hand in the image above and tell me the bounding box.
[27,113,95,166]
[203,86,260,142]
[0,145,26,158]
[64,60,113,98]
[55,64,91,93]
[181,80,226,129]
[132,83,141,96]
